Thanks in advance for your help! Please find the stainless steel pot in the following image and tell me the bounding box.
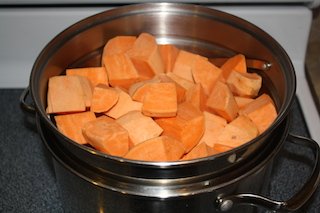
[20,3,320,212]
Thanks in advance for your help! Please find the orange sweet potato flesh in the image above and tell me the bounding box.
[239,93,277,134]
[142,82,178,117]
[127,33,165,78]
[82,116,130,157]
[155,102,205,152]
[216,115,259,148]
[182,142,217,160]
[226,71,262,98]
[156,73,186,103]
[90,84,119,113]
[199,111,227,148]
[124,136,185,161]
[103,53,140,90]
[66,67,109,87]
[128,78,160,102]
[116,111,163,146]
[206,81,239,122]
[55,111,96,145]
[221,54,247,80]
[185,83,206,111]
[101,36,136,61]
[159,44,180,73]
[235,96,254,109]
[192,56,222,96]
[172,50,204,82]
[47,75,87,114]
[105,87,143,119]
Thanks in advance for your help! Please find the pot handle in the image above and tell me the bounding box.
[216,133,320,212]
[20,86,36,114]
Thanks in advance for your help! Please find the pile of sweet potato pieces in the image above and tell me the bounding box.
[47,32,277,161]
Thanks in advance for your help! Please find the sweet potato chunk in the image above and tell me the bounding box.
[66,67,109,87]
[82,116,129,157]
[159,44,180,73]
[105,88,142,119]
[55,111,96,145]
[221,54,247,80]
[156,73,186,103]
[216,115,259,148]
[155,102,205,152]
[142,82,178,117]
[128,78,160,102]
[166,72,195,91]
[127,33,165,78]
[206,81,239,122]
[192,56,222,96]
[182,142,217,160]
[116,111,163,146]
[102,36,136,59]
[47,75,87,114]
[172,50,205,82]
[124,136,185,161]
[235,96,254,109]
[199,111,227,148]
[226,71,262,98]
[90,84,119,113]
[239,93,277,134]
[185,83,206,111]
[103,53,140,90]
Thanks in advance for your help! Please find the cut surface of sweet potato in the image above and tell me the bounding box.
[235,96,254,109]
[221,54,247,80]
[239,93,277,134]
[199,111,227,148]
[90,84,119,113]
[129,78,160,102]
[155,102,205,152]
[55,111,96,145]
[226,71,262,98]
[116,111,163,146]
[182,142,217,160]
[127,33,164,78]
[159,44,180,73]
[47,75,87,114]
[185,83,206,111]
[102,36,136,59]
[206,81,239,122]
[105,87,143,119]
[124,136,185,161]
[103,53,140,90]
[66,67,109,87]
[216,115,259,148]
[192,56,222,96]
[142,82,178,117]
[82,116,129,157]
[156,73,186,103]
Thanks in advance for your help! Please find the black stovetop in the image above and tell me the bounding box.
[0,89,319,213]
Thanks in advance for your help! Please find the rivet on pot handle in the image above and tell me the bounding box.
[20,86,36,114]
[216,134,320,212]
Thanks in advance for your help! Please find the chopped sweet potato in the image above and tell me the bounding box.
[128,78,160,102]
[221,54,247,80]
[103,53,140,90]
[124,136,185,161]
[66,67,109,87]
[199,111,227,147]
[212,143,233,154]
[82,116,130,157]
[127,33,165,78]
[206,81,239,122]
[105,87,143,119]
[172,50,205,82]
[185,83,206,111]
[166,72,195,91]
[76,76,93,108]
[101,36,136,61]
[182,142,217,160]
[55,111,96,145]
[192,56,222,96]
[239,93,277,134]
[116,111,163,146]
[226,71,262,98]
[142,82,178,117]
[159,44,180,73]
[47,75,87,114]
[235,96,254,109]
[155,102,205,152]
[90,84,119,113]
[216,115,259,148]
[156,73,186,103]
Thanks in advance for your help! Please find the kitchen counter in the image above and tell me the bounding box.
[1,89,319,213]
